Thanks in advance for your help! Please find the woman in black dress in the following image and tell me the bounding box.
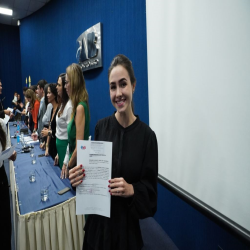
[69,54,158,250]
[41,83,59,160]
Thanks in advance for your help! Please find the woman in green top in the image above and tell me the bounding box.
[65,63,90,170]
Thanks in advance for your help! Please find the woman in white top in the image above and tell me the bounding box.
[0,119,17,249]
[54,73,72,179]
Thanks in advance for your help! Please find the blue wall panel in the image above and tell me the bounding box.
[0,24,22,108]
[154,183,249,250]
[20,0,149,137]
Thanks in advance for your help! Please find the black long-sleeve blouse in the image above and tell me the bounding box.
[0,100,4,119]
[83,114,158,250]
[48,106,58,159]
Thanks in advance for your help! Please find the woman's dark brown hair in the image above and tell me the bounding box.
[25,89,38,109]
[57,73,69,117]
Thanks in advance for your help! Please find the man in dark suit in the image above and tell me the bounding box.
[36,79,47,135]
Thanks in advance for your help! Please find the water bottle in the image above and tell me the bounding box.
[17,134,20,144]
[17,124,20,133]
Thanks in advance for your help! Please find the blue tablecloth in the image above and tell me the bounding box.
[9,122,75,215]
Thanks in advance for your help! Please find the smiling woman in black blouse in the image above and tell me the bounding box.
[69,54,158,250]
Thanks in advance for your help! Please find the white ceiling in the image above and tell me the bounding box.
[0,0,51,26]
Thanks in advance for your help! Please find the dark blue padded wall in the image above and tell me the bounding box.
[0,24,22,108]
[19,0,149,137]
[154,183,249,250]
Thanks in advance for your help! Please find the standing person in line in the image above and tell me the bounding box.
[0,118,17,249]
[25,88,40,133]
[69,55,158,250]
[65,63,90,171]
[21,87,28,123]
[35,79,47,135]
[22,87,28,104]
[16,94,24,110]
[41,83,59,160]
[14,94,23,121]
[54,73,72,179]
[39,84,53,149]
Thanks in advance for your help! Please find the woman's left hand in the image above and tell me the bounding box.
[9,150,17,161]
[109,178,134,198]
[40,141,45,149]
[60,164,68,179]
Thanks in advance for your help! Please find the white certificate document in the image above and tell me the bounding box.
[76,140,112,218]
[7,107,13,113]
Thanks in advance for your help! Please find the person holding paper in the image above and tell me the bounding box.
[0,119,17,249]
[69,55,158,250]
[11,91,18,107]
[0,79,14,119]
[65,63,90,171]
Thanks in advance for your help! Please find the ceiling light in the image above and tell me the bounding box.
[0,7,13,16]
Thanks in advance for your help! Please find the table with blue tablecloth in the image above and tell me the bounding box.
[8,122,85,250]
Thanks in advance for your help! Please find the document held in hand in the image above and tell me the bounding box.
[76,140,112,218]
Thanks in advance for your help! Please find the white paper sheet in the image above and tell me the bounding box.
[23,136,39,144]
[3,115,10,124]
[0,145,16,161]
[76,140,112,217]
[7,107,13,113]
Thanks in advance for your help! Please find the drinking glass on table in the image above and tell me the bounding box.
[31,155,36,165]
[41,186,49,201]
[20,132,24,146]
[29,170,36,182]
[30,149,34,158]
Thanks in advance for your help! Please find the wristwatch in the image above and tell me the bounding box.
[48,131,52,137]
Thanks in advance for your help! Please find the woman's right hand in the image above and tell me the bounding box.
[4,110,11,116]
[69,164,85,187]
